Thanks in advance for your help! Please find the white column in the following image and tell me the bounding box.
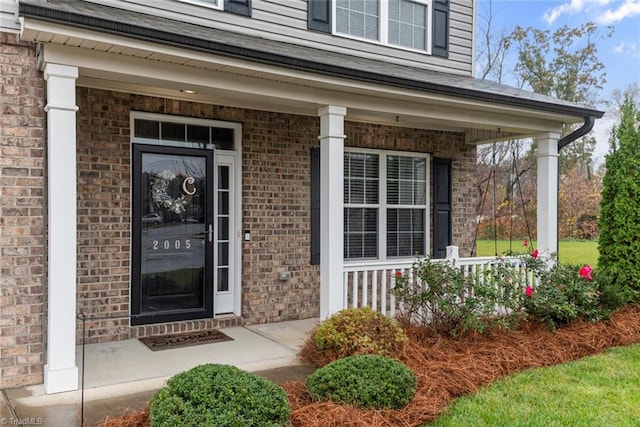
[44,63,79,394]
[318,105,347,320]
[536,132,560,260]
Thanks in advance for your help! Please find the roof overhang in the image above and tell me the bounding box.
[19,0,605,144]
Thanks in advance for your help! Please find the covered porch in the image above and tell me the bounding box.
[19,2,602,394]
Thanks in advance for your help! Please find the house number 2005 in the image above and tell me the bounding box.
[152,239,191,250]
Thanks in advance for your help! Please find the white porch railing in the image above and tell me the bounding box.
[342,246,536,317]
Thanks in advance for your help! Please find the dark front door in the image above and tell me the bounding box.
[132,145,214,325]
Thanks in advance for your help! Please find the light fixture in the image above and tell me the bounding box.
[180,89,198,94]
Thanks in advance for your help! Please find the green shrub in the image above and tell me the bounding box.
[598,95,640,296]
[593,269,637,318]
[314,306,407,360]
[148,364,290,427]
[306,354,416,409]
[521,260,636,328]
[393,257,510,335]
[523,262,601,328]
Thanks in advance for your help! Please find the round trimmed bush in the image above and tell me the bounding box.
[313,306,407,361]
[306,354,417,409]
[148,364,290,427]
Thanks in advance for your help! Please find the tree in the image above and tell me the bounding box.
[475,17,611,247]
[607,82,640,121]
[510,22,612,175]
[598,93,640,295]
[474,2,535,244]
[558,165,602,239]
[475,0,511,82]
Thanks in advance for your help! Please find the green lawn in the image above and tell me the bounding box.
[475,240,599,267]
[429,344,640,426]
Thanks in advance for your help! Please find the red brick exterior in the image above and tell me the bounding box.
[0,42,477,389]
[75,89,476,338]
[0,34,45,388]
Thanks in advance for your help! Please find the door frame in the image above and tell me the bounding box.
[130,112,243,323]
[131,144,215,325]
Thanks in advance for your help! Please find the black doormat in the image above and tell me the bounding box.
[139,329,234,351]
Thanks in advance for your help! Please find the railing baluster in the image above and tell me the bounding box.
[372,270,378,311]
[343,256,531,318]
[362,271,368,308]
[352,271,359,308]
[343,270,349,309]
[381,269,388,315]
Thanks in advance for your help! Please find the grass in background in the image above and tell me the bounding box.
[429,344,640,426]
[475,240,599,267]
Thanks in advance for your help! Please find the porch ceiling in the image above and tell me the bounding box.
[22,16,580,142]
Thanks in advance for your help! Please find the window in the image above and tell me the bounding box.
[334,0,431,52]
[344,152,379,259]
[176,0,251,16]
[388,0,428,50]
[344,150,429,260]
[177,0,222,10]
[134,119,235,151]
[336,0,379,41]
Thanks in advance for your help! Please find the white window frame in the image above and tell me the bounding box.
[333,0,432,54]
[344,147,430,262]
[176,0,222,11]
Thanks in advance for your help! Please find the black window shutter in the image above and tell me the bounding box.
[310,147,321,265]
[308,0,331,33]
[432,0,449,58]
[433,158,452,259]
[224,0,251,16]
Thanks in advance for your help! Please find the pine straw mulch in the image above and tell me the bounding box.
[98,305,640,427]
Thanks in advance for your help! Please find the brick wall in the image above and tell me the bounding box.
[0,33,45,388]
[76,89,133,343]
[74,90,323,339]
[241,112,320,324]
[0,71,476,386]
[75,91,248,341]
[74,90,475,335]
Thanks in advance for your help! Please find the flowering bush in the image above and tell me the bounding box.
[522,262,601,328]
[487,241,546,317]
[395,240,632,334]
[393,258,507,336]
[511,241,628,328]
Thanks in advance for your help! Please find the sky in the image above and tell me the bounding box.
[475,0,640,163]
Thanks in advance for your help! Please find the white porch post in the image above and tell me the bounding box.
[536,132,560,259]
[318,105,347,320]
[44,63,79,393]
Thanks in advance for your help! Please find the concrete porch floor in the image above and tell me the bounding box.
[1,318,318,426]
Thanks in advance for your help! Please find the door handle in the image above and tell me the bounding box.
[208,224,213,242]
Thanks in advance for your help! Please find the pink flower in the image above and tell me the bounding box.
[523,239,529,247]
[531,249,539,259]
[525,286,534,297]
[395,271,403,278]
[579,265,593,281]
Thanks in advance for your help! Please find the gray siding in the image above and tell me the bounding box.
[1,0,20,32]
[82,0,474,75]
